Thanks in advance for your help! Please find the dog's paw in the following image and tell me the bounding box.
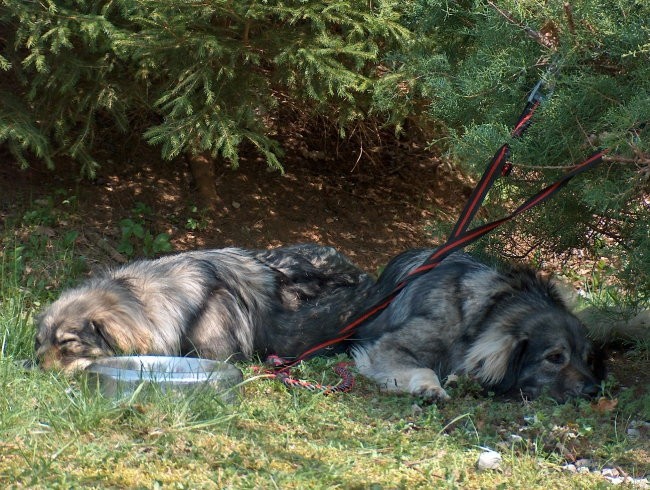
[407,369,451,402]
[411,384,451,402]
[444,373,460,388]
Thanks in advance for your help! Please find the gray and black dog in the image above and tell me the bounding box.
[35,244,373,372]
[352,250,605,402]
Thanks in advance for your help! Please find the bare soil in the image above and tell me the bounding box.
[1,135,470,272]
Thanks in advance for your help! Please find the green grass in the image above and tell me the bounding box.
[2,357,643,489]
[0,198,648,489]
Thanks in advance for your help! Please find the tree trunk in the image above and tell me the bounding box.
[187,153,219,211]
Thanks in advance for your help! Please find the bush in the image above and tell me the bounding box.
[0,0,410,174]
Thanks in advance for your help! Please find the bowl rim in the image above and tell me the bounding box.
[85,355,241,383]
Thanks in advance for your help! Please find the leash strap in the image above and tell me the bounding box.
[255,357,355,394]
[281,146,606,367]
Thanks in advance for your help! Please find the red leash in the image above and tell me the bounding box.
[260,67,607,392]
[253,356,355,394]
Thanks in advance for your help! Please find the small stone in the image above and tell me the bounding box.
[562,464,577,473]
[602,468,620,478]
[577,466,591,474]
[628,428,642,439]
[476,450,502,471]
[633,478,649,489]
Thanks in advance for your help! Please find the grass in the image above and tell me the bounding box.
[0,196,648,489]
[2,358,636,489]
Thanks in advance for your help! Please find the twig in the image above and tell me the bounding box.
[243,19,251,45]
[563,3,577,35]
[84,230,127,264]
[486,1,555,49]
[602,154,650,165]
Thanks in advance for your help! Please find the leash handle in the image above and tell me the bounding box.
[449,65,557,240]
[410,148,608,278]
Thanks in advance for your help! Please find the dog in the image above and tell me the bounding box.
[35,244,373,372]
[351,250,605,402]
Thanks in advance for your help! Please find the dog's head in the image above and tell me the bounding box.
[35,284,153,373]
[462,266,606,402]
[464,309,605,402]
[504,311,604,401]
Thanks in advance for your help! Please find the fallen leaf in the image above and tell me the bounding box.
[591,397,618,413]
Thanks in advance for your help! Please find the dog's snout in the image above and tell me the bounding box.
[581,379,600,398]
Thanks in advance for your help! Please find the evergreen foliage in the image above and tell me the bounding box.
[390,0,649,299]
[0,0,410,174]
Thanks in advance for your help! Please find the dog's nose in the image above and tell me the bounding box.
[581,380,600,398]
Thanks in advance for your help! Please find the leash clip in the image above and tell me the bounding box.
[528,63,558,104]
[527,78,546,104]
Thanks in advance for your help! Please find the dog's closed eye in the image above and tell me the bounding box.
[55,334,80,347]
[544,351,566,365]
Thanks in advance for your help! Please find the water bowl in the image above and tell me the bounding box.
[85,355,243,402]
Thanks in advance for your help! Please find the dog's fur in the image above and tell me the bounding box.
[352,250,605,402]
[35,244,373,372]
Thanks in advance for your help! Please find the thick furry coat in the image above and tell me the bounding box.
[35,244,373,372]
[35,244,604,402]
[352,250,605,402]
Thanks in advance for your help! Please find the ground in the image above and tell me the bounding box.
[1,132,471,273]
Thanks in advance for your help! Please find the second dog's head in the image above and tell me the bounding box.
[462,271,605,402]
[35,282,153,372]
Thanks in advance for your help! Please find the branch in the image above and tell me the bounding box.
[602,154,650,165]
[486,1,556,49]
[563,3,577,35]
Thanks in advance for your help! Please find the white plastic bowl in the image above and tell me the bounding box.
[85,355,243,402]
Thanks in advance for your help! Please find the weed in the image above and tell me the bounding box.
[117,202,173,258]
[185,205,211,232]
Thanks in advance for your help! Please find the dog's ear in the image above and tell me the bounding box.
[463,331,525,387]
[86,299,153,354]
[493,338,528,394]
[84,319,117,354]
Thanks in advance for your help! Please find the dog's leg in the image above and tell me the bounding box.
[353,343,450,402]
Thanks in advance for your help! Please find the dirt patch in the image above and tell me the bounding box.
[1,136,469,273]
